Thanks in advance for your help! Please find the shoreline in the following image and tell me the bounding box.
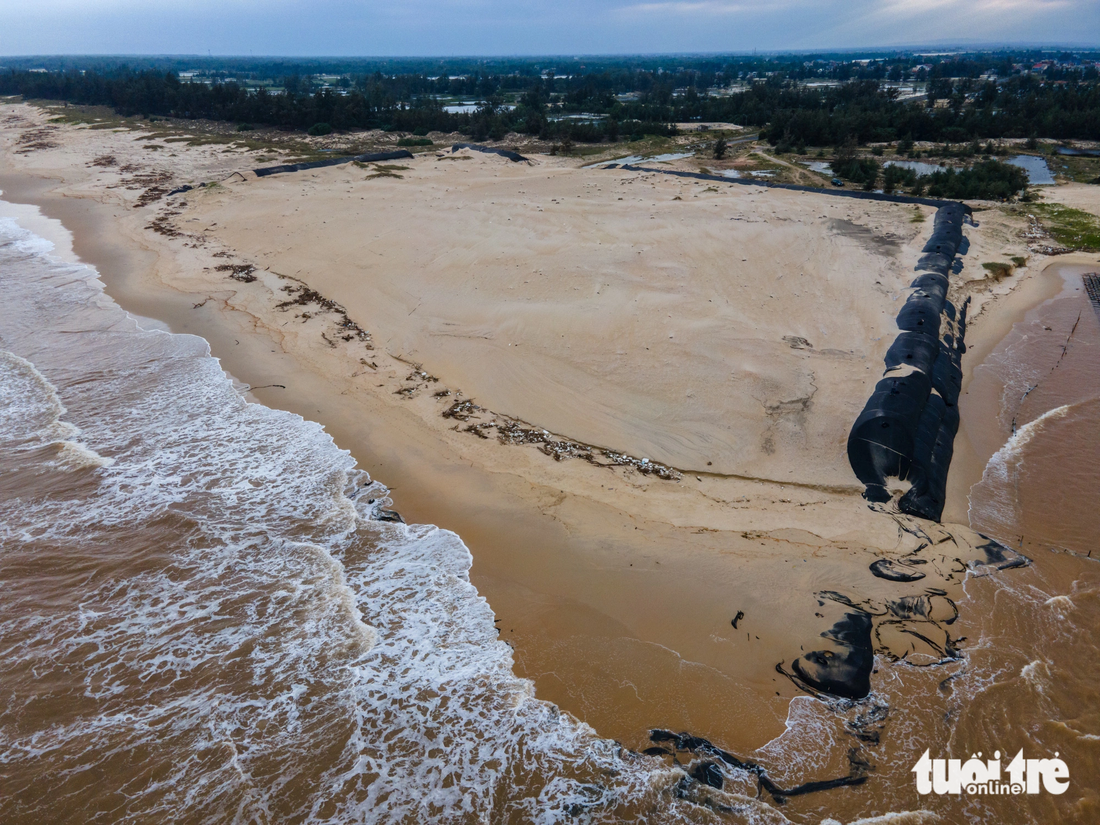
[3,97,1094,776]
[943,252,1099,525]
[0,169,799,751]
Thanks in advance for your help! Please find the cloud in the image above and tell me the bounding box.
[0,0,1095,55]
[808,0,1088,49]
[620,0,799,15]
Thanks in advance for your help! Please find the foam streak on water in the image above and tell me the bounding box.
[0,214,805,824]
[968,266,1100,556]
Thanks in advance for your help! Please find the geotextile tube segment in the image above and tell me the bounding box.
[613,164,963,209]
[253,150,414,177]
[847,203,972,521]
[451,143,529,163]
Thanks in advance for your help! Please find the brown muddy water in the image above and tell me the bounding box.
[1,200,1098,825]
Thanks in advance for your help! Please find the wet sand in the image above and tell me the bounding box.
[4,99,1099,821]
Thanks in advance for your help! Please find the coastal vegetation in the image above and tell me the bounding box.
[1,50,1098,148]
[1,51,1094,201]
[1027,202,1100,251]
[919,160,1030,199]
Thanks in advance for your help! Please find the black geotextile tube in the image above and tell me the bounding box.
[253,149,414,177]
[614,164,973,210]
[916,253,953,273]
[847,206,969,520]
[884,332,940,374]
[901,403,961,519]
[896,294,943,337]
[451,143,529,162]
[911,272,949,304]
[848,372,932,499]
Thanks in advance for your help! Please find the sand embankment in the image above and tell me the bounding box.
[0,100,1083,761]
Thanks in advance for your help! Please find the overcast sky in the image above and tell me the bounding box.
[0,0,1096,56]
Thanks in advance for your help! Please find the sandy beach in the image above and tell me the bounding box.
[4,97,1100,822]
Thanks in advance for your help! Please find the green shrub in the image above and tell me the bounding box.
[307,122,333,136]
[883,164,917,193]
[397,137,433,147]
[833,156,880,187]
[923,160,1029,200]
[236,123,254,132]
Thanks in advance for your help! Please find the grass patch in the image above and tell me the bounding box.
[1029,202,1100,251]
[1050,154,1100,184]
[365,164,407,179]
[910,207,926,223]
[981,261,1014,280]
[1010,255,1028,267]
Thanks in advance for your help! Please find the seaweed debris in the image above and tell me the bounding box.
[449,412,681,479]
[14,126,59,153]
[215,263,257,283]
[275,283,373,346]
[442,399,481,421]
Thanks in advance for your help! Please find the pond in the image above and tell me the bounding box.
[883,159,949,176]
[442,103,516,114]
[548,113,607,122]
[720,169,774,179]
[1005,154,1056,185]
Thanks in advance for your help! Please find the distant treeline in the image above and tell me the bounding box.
[1,57,1099,145]
[4,49,1098,88]
[759,76,1100,146]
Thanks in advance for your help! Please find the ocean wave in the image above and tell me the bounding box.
[967,404,1071,542]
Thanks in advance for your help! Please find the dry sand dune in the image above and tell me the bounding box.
[197,150,930,486]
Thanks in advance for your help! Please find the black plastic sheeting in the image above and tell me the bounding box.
[253,149,414,178]
[612,164,970,209]
[648,729,868,802]
[789,611,875,700]
[847,205,972,520]
[451,143,529,163]
[166,183,201,197]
